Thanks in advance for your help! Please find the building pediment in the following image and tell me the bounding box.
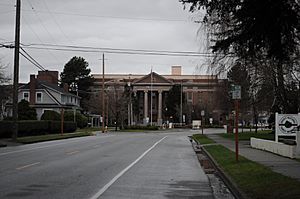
[133,72,173,85]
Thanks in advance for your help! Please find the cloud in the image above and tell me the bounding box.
[0,0,207,83]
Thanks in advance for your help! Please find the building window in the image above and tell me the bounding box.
[36,92,42,103]
[61,95,65,103]
[187,92,193,102]
[23,92,29,101]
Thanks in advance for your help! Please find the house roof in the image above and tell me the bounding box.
[20,80,79,98]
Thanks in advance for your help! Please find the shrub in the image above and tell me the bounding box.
[76,114,88,128]
[50,121,77,133]
[41,110,61,121]
[124,125,159,130]
[18,100,37,120]
[64,111,88,128]
[0,121,14,138]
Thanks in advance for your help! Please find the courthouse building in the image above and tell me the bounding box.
[91,66,229,126]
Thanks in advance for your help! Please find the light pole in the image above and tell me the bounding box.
[101,53,105,133]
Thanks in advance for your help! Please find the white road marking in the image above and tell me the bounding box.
[66,150,79,155]
[16,162,40,170]
[0,135,114,156]
[90,136,167,199]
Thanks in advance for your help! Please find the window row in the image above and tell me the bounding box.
[23,92,42,102]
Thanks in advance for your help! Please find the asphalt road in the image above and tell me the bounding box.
[0,130,213,199]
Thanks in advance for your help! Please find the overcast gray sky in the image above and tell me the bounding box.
[0,0,209,83]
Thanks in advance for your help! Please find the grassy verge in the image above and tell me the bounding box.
[220,130,274,141]
[205,145,300,199]
[192,134,215,145]
[17,132,92,144]
[120,129,149,132]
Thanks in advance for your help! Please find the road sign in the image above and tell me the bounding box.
[201,110,205,116]
[275,113,300,142]
[231,85,241,99]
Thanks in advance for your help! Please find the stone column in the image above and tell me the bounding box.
[157,91,163,126]
[143,91,148,125]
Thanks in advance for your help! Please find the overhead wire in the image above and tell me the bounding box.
[41,0,74,45]
[20,43,219,57]
[21,9,191,23]
[24,0,59,45]
[19,50,45,71]
[20,47,46,71]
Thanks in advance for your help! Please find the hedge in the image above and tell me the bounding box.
[0,120,77,138]
[64,111,88,128]
[123,125,159,130]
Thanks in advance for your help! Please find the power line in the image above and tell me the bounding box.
[20,43,218,57]
[19,50,44,71]
[41,0,74,45]
[20,47,46,71]
[22,46,217,57]
[26,43,213,55]
[24,0,60,46]
[22,12,60,63]
[21,9,191,23]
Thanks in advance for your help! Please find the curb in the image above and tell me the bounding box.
[201,146,249,199]
[189,136,248,199]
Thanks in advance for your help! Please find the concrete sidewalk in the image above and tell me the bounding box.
[206,134,300,182]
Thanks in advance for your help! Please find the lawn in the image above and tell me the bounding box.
[192,134,215,145]
[205,145,300,199]
[220,130,274,141]
[17,132,92,144]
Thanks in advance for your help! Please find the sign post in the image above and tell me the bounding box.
[231,85,241,162]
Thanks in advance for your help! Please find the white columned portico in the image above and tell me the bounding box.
[158,90,163,125]
[143,90,148,125]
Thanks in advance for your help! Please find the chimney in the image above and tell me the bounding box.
[37,70,59,84]
[63,83,69,92]
[171,66,182,76]
[29,74,36,105]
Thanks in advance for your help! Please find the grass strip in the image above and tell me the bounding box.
[205,145,300,199]
[220,130,274,141]
[17,132,92,144]
[192,134,215,145]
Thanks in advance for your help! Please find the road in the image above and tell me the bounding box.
[0,130,214,199]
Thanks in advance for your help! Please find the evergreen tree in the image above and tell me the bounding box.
[60,56,94,110]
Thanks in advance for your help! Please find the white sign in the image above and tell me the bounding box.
[231,85,241,99]
[201,110,205,116]
[275,113,300,142]
[209,118,213,124]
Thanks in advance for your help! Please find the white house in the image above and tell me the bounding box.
[6,70,81,120]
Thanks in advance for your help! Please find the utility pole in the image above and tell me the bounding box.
[102,53,105,133]
[12,0,21,140]
[180,81,183,125]
[150,69,153,126]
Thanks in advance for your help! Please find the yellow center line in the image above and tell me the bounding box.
[16,162,40,170]
[66,150,79,155]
